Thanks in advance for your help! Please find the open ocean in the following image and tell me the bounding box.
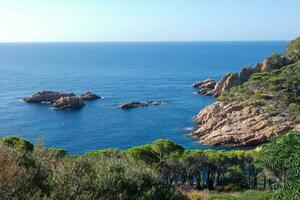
[0,41,286,154]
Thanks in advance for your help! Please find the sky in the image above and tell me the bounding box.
[0,0,299,42]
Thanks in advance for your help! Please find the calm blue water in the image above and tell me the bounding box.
[0,41,286,154]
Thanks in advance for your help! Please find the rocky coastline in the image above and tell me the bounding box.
[191,38,300,147]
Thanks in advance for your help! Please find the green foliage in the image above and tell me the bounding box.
[151,139,184,163]
[0,136,34,152]
[267,53,290,69]
[126,144,158,164]
[285,37,300,62]
[218,62,300,122]
[84,148,122,159]
[0,138,187,200]
[255,132,300,200]
[1,133,299,199]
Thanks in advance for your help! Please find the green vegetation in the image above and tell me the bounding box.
[219,37,300,124]
[255,132,300,200]
[218,61,300,122]
[285,37,300,62]
[1,132,299,199]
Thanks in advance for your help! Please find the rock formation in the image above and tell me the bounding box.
[52,96,85,110]
[212,72,241,97]
[24,91,101,110]
[192,101,291,147]
[191,40,300,147]
[80,92,102,100]
[192,54,292,97]
[24,91,75,103]
[118,101,166,109]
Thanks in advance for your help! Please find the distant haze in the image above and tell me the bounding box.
[0,0,299,42]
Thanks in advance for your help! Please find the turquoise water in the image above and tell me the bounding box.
[0,42,286,154]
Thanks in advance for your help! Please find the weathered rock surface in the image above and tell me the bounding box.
[24,91,75,103]
[212,72,241,97]
[193,56,290,97]
[239,66,257,83]
[80,92,102,100]
[118,101,166,109]
[192,79,216,95]
[192,79,216,88]
[52,96,85,110]
[192,101,291,147]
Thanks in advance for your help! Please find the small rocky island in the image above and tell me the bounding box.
[24,91,101,110]
[80,92,102,100]
[191,37,300,147]
[118,101,167,109]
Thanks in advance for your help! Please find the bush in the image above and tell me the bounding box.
[1,136,34,152]
[285,37,300,62]
[255,132,300,200]
[0,138,187,200]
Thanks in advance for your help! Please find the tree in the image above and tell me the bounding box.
[255,132,300,199]
[150,139,184,164]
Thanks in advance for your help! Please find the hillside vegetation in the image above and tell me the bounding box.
[0,131,300,200]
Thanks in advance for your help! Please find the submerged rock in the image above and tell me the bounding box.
[80,92,102,100]
[118,101,167,109]
[24,91,75,103]
[52,96,85,110]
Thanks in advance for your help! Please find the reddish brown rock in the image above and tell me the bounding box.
[192,101,292,147]
[24,91,75,103]
[52,96,85,110]
[212,72,241,97]
[118,101,167,109]
[80,92,102,101]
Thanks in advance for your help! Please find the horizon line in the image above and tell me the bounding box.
[0,39,290,44]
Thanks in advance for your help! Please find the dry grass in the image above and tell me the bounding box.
[186,190,209,200]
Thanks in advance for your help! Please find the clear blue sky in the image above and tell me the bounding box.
[0,0,299,42]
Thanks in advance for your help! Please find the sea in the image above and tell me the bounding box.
[0,41,286,154]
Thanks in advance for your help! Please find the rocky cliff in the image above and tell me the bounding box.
[192,37,300,147]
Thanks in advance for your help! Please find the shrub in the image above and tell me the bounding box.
[255,132,300,200]
[0,136,34,152]
[285,37,300,62]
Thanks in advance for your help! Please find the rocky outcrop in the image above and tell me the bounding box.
[239,66,257,83]
[193,56,291,97]
[193,72,242,97]
[212,72,241,97]
[24,91,101,110]
[192,101,291,147]
[193,79,217,95]
[24,91,75,103]
[52,96,85,110]
[80,92,102,100]
[118,101,167,109]
[193,79,216,88]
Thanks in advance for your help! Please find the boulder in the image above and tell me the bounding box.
[212,72,241,97]
[80,92,102,101]
[239,66,257,83]
[52,96,85,110]
[118,101,166,109]
[24,91,75,103]
[192,79,215,88]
